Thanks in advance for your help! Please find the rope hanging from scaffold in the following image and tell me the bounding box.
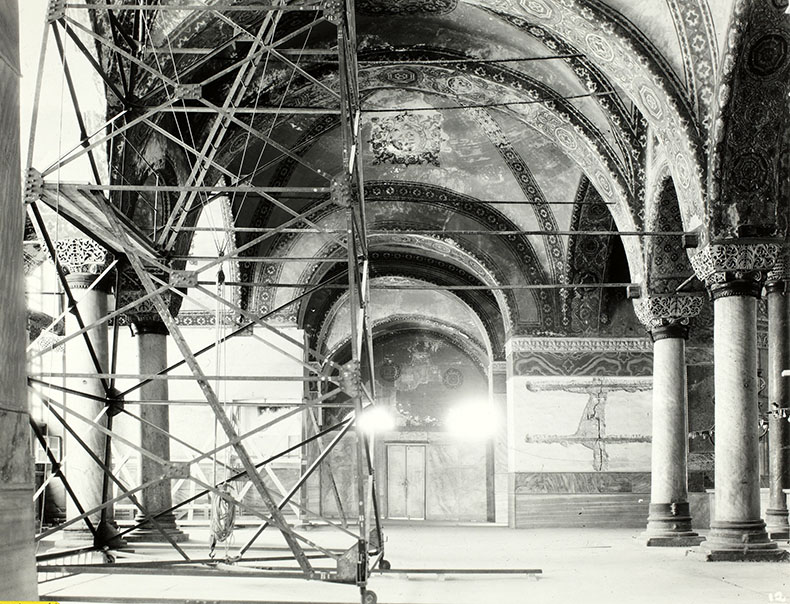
[209,259,236,559]
[209,483,236,559]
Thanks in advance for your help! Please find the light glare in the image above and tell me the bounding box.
[357,405,395,433]
[446,401,497,440]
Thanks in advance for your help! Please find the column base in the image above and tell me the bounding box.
[56,527,97,548]
[95,519,128,550]
[765,508,790,540]
[703,520,790,561]
[124,527,189,543]
[643,503,705,547]
[125,514,189,543]
[645,534,706,547]
[57,520,128,550]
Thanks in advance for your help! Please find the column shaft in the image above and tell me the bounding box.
[651,336,689,502]
[644,331,702,545]
[705,289,785,560]
[766,283,790,538]
[491,365,508,524]
[56,241,125,548]
[63,284,109,532]
[714,295,760,522]
[129,327,187,542]
[0,0,38,595]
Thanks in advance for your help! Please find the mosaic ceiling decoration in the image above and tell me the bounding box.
[356,0,458,16]
[368,112,449,167]
[469,0,706,234]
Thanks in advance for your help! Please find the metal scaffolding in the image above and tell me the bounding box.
[24,1,384,602]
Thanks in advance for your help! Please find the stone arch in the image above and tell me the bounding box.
[295,233,517,347]
[463,0,706,234]
[257,196,534,335]
[320,288,492,370]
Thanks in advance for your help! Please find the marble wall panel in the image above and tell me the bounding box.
[513,472,651,494]
[515,443,600,473]
[425,441,487,521]
[605,443,652,471]
[513,493,650,528]
[320,436,357,518]
[510,378,653,473]
[518,387,590,435]
[604,389,652,435]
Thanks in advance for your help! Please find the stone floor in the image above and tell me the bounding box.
[38,523,790,604]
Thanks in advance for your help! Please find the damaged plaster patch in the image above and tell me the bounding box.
[368,111,449,167]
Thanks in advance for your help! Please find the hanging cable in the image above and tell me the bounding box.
[209,482,236,559]
[209,253,238,558]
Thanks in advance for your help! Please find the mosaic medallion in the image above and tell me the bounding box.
[368,112,447,167]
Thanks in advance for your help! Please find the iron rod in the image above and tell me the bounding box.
[29,418,98,538]
[196,281,639,290]
[114,419,352,540]
[64,3,326,11]
[118,274,346,398]
[31,373,335,382]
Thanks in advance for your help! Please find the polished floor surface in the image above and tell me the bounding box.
[38,524,789,604]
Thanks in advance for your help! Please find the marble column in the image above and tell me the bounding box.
[690,243,788,561]
[0,0,38,594]
[635,296,704,546]
[55,238,124,548]
[490,361,509,524]
[126,312,187,542]
[765,264,790,539]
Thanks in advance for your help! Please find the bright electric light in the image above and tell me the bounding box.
[446,400,498,440]
[356,405,396,434]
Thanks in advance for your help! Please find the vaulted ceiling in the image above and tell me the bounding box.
[72,0,748,356]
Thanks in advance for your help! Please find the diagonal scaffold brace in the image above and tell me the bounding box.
[87,179,317,577]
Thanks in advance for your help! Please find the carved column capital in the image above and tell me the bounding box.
[765,254,789,293]
[54,238,114,290]
[117,267,171,334]
[690,242,782,299]
[633,295,703,338]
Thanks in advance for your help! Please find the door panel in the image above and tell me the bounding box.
[386,444,426,519]
[405,445,426,520]
[387,445,407,518]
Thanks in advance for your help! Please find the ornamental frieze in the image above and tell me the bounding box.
[665,0,719,130]
[508,337,652,378]
[356,0,457,15]
[522,376,652,393]
[512,351,653,378]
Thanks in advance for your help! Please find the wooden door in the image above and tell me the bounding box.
[386,444,426,520]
